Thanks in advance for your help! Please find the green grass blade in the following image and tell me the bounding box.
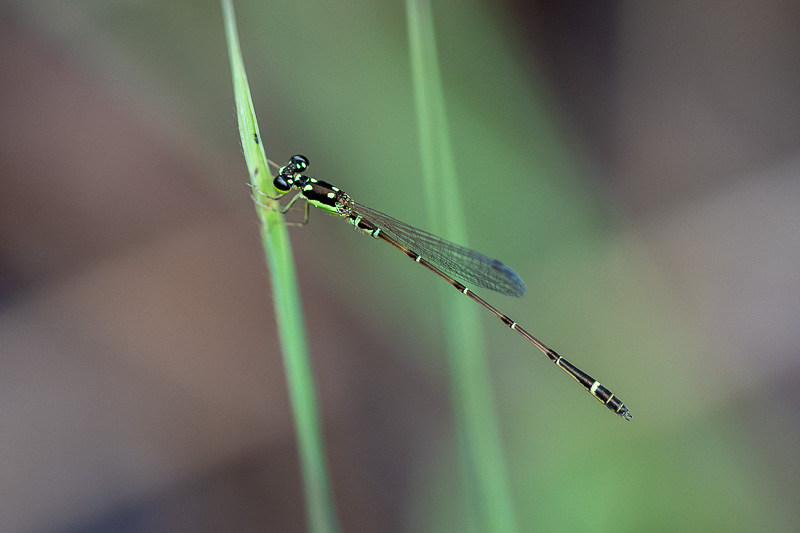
[405,1,520,532]
[220,2,340,532]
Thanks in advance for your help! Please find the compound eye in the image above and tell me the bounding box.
[273,174,291,192]
[289,155,309,172]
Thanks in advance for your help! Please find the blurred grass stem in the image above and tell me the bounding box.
[406,0,520,531]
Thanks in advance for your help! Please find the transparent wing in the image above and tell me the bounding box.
[353,202,526,297]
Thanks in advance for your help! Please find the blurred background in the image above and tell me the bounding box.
[1,0,799,531]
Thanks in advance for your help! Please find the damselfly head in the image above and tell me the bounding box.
[274,155,310,191]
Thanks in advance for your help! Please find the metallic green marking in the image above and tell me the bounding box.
[307,199,339,215]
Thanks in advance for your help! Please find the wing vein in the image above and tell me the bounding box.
[352,202,525,297]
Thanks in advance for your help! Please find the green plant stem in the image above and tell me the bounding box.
[406,1,519,532]
[220,2,339,532]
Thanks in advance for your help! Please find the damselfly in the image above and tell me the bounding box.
[255,155,631,420]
